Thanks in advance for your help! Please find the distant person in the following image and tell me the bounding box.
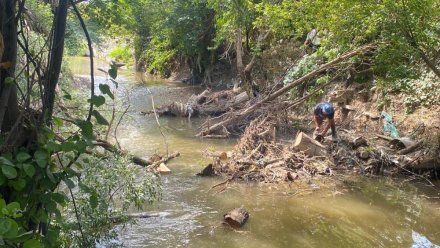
[313,102,337,140]
[304,29,320,52]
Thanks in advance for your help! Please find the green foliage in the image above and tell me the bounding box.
[60,155,161,246]
[109,45,132,65]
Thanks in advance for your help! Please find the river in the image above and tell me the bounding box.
[70,58,440,248]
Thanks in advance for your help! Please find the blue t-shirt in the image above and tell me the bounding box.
[314,102,334,119]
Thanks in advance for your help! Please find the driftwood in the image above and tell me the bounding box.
[149,89,249,118]
[223,207,249,228]
[293,132,327,157]
[93,139,180,167]
[398,141,423,155]
[198,44,376,137]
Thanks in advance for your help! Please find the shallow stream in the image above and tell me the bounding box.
[70,58,440,248]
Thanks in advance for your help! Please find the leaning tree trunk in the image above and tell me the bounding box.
[42,1,68,125]
[0,0,20,134]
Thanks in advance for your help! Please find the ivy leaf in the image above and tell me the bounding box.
[99,84,114,99]
[63,178,75,189]
[23,239,44,248]
[108,67,117,79]
[52,116,64,127]
[88,95,106,107]
[92,110,109,126]
[34,151,47,168]
[9,179,26,191]
[1,218,19,239]
[0,157,15,167]
[90,194,98,209]
[23,163,36,178]
[2,165,17,179]
[16,152,31,163]
[76,120,94,140]
[61,141,76,152]
[51,192,68,207]
[46,141,60,152]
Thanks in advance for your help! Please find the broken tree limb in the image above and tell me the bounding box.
[398,141,423,155]
[293,132,327,157]
[223,207,249,228]
[93,139,179,167]
[198,44,376,136]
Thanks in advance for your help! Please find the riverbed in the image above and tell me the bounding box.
[70,58,440,248]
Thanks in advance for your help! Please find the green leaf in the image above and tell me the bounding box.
[34,151,47,168]
[63,178,75,189]
[9,179,26,191]
[46,141,60,152]
[0,157,15,167]
[51,192,68,207]
[108,67,118,79]
[46,167,56,183]
[16,152,31,163]
[52,117,64,127]
[89,194,98,209]
[92,110,109,126]
[62,89,72,100]
[0,218,12,235]
[88,95,106,107]
[77,120,94,140]
[2,165,17,179]
[23,164,35,178]
[99,84,115,99]
[75,140,87,153]
[1,218,19,239]
[61,141,76,152]
[23,239,44,248]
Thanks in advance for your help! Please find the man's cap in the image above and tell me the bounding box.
[322,104,334,115]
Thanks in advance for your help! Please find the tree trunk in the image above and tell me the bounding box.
[293,132,327,157]
[223,207,249,228]
[42,1,68,124]
[0,0,20,133]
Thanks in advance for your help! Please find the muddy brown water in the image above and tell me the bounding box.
[69,58,440,248]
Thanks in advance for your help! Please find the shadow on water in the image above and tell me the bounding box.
[68,58,440,248]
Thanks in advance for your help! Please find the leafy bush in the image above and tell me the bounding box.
[109,45,133,65]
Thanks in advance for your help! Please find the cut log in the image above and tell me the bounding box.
[223,207,249,228]
[293,132,327,157]
[157,163,171,174]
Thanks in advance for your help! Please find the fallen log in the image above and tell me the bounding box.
[93,139,180,167]
[198,44,376,136]
[398,141,423,155]
[223,207,249,228]
[293,132,327,157]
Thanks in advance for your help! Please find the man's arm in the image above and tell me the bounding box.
[320,118,335,136]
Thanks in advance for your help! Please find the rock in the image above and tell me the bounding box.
[157,163,171,174]
[358,149,370,159]
[350,136,368,148]
[196,164,214,176]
